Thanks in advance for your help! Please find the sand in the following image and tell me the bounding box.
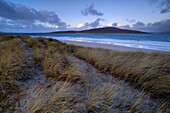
[62,40,158,52]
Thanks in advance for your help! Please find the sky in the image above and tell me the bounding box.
[0,0,170,33]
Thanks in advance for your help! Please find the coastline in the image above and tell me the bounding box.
[62,40,160,53]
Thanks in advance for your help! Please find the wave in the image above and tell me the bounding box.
[30,35,170,51]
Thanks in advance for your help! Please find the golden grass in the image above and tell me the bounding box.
[74,47,170,99]
[0,34,17,42]
[0,37,25,111]
[20,35,170,99]
[19,36,86,84]
[23,81,168,113]
[61,60,86,84]
[1,34,167,112]
[18,35,44,49]
[20,82,82,113]
[43,52,67,78]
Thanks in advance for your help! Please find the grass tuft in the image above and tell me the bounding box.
[0,36,25,111]
[74,47,170,99]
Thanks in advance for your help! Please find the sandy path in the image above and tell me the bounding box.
[67,55,160,112]
[14,40,54,112]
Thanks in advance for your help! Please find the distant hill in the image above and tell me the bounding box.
[52,27,149,34]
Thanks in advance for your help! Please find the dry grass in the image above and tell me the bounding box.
[43,52,67,78]
[1,34,167,112]
[0,36,25,111]
[15,81,83,113]
[0,34,17,42]
[22,81,167,113]
[20,36,86,84]
[61,60,86,84]
[20,35,170,99]
[74,47,170,99]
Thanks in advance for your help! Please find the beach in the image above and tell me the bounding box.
[62,40,158,52]
[7,33,170,52]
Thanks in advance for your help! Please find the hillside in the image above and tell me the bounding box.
[52,27,149,34]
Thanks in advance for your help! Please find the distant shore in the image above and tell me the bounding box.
[62,40,159,53]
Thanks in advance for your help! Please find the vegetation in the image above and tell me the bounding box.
[0,34,169,112]
[20,36,85,84]
[0,34,17,42]
[74,47,170,99]
[0,35,25,111]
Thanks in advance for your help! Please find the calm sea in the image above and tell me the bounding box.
[6,33,170,51]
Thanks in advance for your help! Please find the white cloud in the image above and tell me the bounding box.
[106,23,114,27]
[76,23,85,28]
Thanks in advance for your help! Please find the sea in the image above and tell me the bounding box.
[5,33,170,51]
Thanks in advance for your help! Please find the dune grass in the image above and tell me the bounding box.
[0,34,169,112]
[19,36,86,84]
[22,81,167,113]
[74,47,170,99]
[0,36,25,111]
[20,35,170,99]
[73,47,170,111]
[20,82,81,113]
[0,34,17,42]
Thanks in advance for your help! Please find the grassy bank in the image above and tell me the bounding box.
[74,47,170,98]
[0,35,25,111]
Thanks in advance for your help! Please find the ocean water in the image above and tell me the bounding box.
[8,33,170,51]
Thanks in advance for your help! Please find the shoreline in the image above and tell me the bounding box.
[62,40,160,53]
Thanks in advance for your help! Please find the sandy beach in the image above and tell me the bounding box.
[62,40,158,52]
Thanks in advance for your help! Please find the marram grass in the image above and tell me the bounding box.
[0,34,169,112]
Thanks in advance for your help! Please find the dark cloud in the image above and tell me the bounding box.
[132,21,145,27]
[112,23,118,27]
[81,4,103,16]
[108,23,131,29]
[107,23,118,27]
[89,18,103,27]
[0,19,57,33]
[150,0,170,13]
[160,0,170,13]
[0,0,67,32]
[119,25,131,29]
[108,19,170,32]
[148,19,170,32]
[83,18,102,28]
[125,19,136,23]
[130,19,170,32]
[75,18,103,30]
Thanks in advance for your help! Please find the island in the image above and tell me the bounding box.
[52,27,149,34]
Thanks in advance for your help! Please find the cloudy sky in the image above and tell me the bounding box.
[0,0,170,33]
